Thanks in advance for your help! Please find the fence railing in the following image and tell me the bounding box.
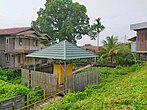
[0,95,24,110]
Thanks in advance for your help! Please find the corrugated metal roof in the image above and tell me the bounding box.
[26,40,97,60]
[130,22,147,30]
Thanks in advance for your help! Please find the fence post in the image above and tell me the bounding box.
[53,90,56,101]
[0,102,3,110]
[27,94,29,109]
[12,97,17,110]
[68,88,70,93]
[44,89,46,102]
[34,103,37,110]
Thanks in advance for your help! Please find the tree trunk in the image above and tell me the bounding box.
[97,32,99,47]
[110,55,113,65]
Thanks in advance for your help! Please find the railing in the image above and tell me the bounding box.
[19,87,67,110]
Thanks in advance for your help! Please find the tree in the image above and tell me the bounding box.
[32,0,90,44]
[89,18,105,47]
[100,35,130,64]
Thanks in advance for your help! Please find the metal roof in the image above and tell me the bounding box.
[26,40,97,60]
[130,22,147,30]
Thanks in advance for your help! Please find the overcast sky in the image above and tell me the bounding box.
[0,0,147,46]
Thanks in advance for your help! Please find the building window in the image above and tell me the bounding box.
[5,54,10,62]
[36,41,38,46]
[6,38,9,44]
[33,40,38,46]
[19,38,22,46]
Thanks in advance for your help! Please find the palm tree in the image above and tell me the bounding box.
[100,35,130,64]
[90,18,105,47]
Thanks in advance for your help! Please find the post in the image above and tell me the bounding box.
[97,32,99,47]
[34,103,37,110]
[34,58,36,71]
[64,60,67,92]
[43,89,46,102]
[27,94,29,109]
[53,90,56,101]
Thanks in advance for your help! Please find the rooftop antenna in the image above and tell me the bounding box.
[124,35,127,43]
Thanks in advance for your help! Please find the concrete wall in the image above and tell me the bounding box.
[0,37,5,51]
[0,53,15,68]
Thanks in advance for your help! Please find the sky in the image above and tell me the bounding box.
[0,0,147,46]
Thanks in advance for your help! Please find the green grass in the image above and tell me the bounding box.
[43,63,147,110]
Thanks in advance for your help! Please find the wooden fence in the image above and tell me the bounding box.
[0,95,24,110]
[21,69,57,94]
[65,71,99,92]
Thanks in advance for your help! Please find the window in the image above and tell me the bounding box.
[5,54,10,62]
[36,41,38,46]
[6,38,9,44]
[19,38,22,46]
[33,40,38,46]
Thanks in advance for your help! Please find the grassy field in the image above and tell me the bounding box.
[43,63,147,110]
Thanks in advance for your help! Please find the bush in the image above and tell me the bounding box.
[0,80,28,100]
[0,68,21,83]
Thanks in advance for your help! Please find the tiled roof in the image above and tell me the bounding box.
[17,30,35,36]
[0,27,31,35]
[80,46,101,51]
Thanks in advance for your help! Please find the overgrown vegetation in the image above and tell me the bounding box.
[96,36,135,66]
[0,67,21,84]
[0,79,43,101]
[0,80,28,100]
[43,63,147,110]
[0,68,43,101]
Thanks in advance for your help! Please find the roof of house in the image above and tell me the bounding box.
[130,22,147,30]
[80,46,101,51]
[26,40,97,60]
[0,27,51,40]
[0,27,31,35]
[128,36,136,42]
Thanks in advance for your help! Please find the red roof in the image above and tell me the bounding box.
[80,46,100,51]
[17,30,35,36]
[0,27,31,35]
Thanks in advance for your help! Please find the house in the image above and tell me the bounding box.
[0,27,51,68]
[129,22,147,61]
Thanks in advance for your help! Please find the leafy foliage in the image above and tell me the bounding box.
[0,68,21,83]
[0,80,29,100]
[98,36,131,65]
[42,63,147,110]
[32,0,90,43]
[0,79,43,101]
[89,18,105,40]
